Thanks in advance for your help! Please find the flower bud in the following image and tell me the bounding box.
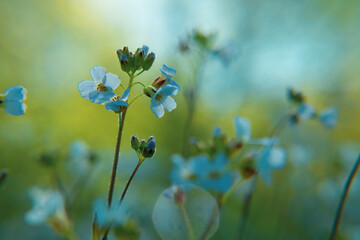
[142,137,156,158]
[120,54,130,73]
[134,49,145,70]
[142,52,155,71]
[122,46,130,58]
[143,86,156,98]
[131,135,140,151]
[287,88,306,104]
[139,139,146,153]
[239,154,257,179]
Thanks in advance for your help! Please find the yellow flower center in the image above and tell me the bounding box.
[155,93,163,102]
[96,82,108,92]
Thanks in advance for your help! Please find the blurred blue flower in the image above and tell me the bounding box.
[67,140,91,176]
[24,187,67,225]
[171,153,234,193]
[297,103,315,119]
[78,66,120,104]
[93,198,129,228]
[257,145,286,184]
[318,107,338,128]
[160,64,181,91]
[234,115,251,142]
[0,86,27,116]
[151,85,178,118]
[105,88,129,112]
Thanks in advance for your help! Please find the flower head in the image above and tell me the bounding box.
[25,187,68,227]
[93,198,129,229]
[0,86,27,116]
[150,85,178,118]
[105,88,129,113]
[319,107,338,128]
[160,64,182,91]
[257,145,286,184]
[171,153,234,193]
[78,66,120,104]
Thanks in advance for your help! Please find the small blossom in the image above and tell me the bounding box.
[25,187,68,226]
[67,140,91,176]
[171,153,234,193]
[150,85,178,118]
[78,66,120,104]
[105,88,129,113]
[93,198,129,229]
[296,103,316,119]
[257,146,286,184]
[160,64,182,91]
[234,115,251,142]
[318,107,338,128]
[0,86,27,116]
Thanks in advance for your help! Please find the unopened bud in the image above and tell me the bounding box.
[142,52,155,71]
[139,139,146,153]
[143,86,156,98]
[287,88,306,104]
[142,137,156,158]
[120,54,130,73]
[131,135,140,151]
[122,46,130,57]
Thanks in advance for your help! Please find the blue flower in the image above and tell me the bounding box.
[151,85,178,118]
[257,145,286,185]
[160,64,181,91]
[318,107,338,128]
[78,66,121,104]
[67,140,91,176]
[0,86,27,116]
[171,153,234,193]
[93,198,129,228]
[234,115,251,142]
[105,88,129,112]
[24,187,67,226]
[296,103,315,119]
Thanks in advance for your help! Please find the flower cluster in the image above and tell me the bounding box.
[131,135,156,159]
[287,88,338,128]
[78,46,181,118]
[0,86,27,116]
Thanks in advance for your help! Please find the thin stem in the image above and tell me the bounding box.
[329,154,360,240]
[201,178,245,240]
[269,113,291,137]
[134,69,145,77]
[107,112,124,207]
[129,93,144,106]
[131,81,146,88]
[180,204,194,240]
[119,158,144,203]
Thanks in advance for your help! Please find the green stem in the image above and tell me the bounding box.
[129,93,144,106]
[119,157,144,204]
[131,81,146,88]
[180,204,194,240]
[134,69,145,77]
[200,178,245,240]
[329,154,360,240]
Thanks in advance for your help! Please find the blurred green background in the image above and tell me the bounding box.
[0,0,360,239]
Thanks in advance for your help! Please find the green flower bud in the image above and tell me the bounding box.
[287,88,306,104]
[238,154,257,180]
[143,85,156,98]
[142,52,155,71]
[131,135,140,151]
[120,54,130,73]
[134,49,145,71]
[122,46,130,58]
[142,137,156,158]
[139,139,146,153]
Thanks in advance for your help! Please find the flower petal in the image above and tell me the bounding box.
[150,99,165,118]
[141,45,149,56]
[89,91,115,104]
[121,88,130,101]
[161,64,177,77]
[4,101,26,116]
[166,78,182,91]
[319,107,338,128]
[78,80,96,99]
[105,101,128,112]
[234,115,251,141]
[162,97,177,112]
[90,66,106,82]
[158,85,178,97]
[103,73,120,91]
[297,103,315,119]
[3,86,27,101]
